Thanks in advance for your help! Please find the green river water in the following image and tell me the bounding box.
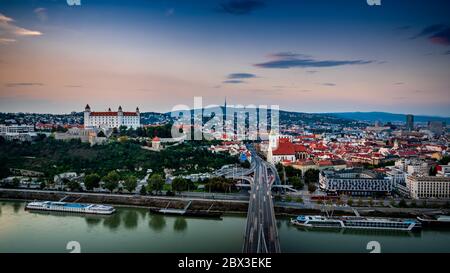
[1,200,449,253]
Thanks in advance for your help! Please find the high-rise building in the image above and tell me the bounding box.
[428,121,445,136]
[406,114,414,131]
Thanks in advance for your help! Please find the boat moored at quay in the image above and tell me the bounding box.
[291,215,421,232]
[417,215,450,228]
[25,201,115,215]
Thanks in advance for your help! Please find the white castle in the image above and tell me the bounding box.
[83,104,141,129]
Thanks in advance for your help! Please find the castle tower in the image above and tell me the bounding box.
[152,136,161,151]
[84,104,91,127]
[118,105,123,127]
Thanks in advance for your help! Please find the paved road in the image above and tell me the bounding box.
[242,145,281,253]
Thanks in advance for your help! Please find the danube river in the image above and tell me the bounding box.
[1,200,449,253]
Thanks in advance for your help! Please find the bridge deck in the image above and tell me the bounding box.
[242,146,281,253]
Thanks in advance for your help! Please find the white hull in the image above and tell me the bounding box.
[26,201,115,215]
[291,217,420,232]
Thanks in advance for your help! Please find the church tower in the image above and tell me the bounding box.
[269,129,278,150]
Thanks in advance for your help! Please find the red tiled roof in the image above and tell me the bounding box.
[90,112,117,116]
[90,111,138,117]
[123,112,138,116]
[318,160,333,166]
[294,144,308,152]
[273,142,296,155]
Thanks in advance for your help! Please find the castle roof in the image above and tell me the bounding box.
[90,112,138,117]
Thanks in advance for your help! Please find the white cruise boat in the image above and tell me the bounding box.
[291,215,421,231]
[26,201,115,215]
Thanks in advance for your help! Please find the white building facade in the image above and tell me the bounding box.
[0,124,36,141]
[407,175,450,199]
[84,104,141,129]
[319,169,393,196]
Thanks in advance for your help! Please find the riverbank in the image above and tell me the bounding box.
[1,188,447,218]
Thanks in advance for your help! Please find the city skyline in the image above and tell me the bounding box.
[0,0,450,116]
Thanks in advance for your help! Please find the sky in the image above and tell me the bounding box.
[0,0,449,116]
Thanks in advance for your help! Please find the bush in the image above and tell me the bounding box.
[166,190,175,196]
[289,176,304,190]
[398,199,408,208]
[307,183,317,193]
[139,185,147,195]
[347,198,353,206]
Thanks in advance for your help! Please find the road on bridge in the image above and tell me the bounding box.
[242,145,281,253]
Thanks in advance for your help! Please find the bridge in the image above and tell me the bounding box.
[241,145,281,253]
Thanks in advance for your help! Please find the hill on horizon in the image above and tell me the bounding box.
[327,112,450,124]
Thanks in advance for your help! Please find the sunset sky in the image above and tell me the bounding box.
[0,0,449,116]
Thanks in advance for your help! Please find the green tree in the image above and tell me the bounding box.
[139,185,147,195]
[119,125,128,136]
[103,171,120,193]
[289,176,304,190]
[171,177,188,193]
[357,198,364,207]
[240,161,251,169]
[390,199,396,207]
[147,174,165,195]
[124,175,138,193]
[84,173,101,191]
[347,198,353,206]
[439,156,450,165]
[12,177,20,188]
[307,183,317,193]
[0,164,10,179]
[429,166,437,176]
[67,180,81,191]
[285,166,302,178]
[304,169,320,184]
[398,199,408,208]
